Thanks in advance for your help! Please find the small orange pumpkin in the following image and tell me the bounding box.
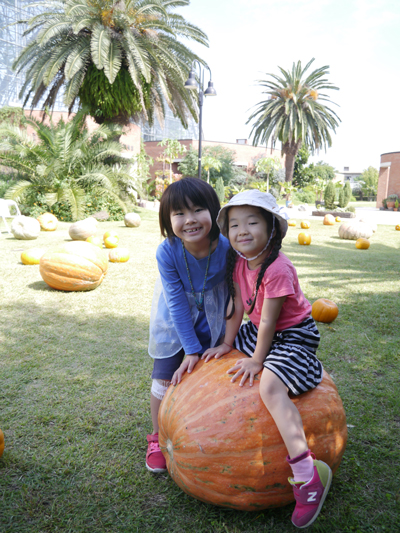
[159,351,347,511]
[335,216,342,223]
[323,214,335,225]
[395,224,400,231]
[298,232,311,245]
[37,212,58,231]
[311,298,339,323]
[0,429,4,457]
[355,238,370,249]
[300,220,310,229]
[39,241,108,291]
[109,248,130,262]
[288,219,296,227]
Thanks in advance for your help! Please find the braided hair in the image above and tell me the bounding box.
[225,208,283,320]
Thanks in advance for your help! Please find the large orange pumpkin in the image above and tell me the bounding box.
[311,298,339,323]
[39,241,108,291]
[159,351,347,511]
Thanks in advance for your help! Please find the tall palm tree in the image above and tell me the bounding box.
[247,59,340,182]
[13,0,208,127]
[0,112,134,220]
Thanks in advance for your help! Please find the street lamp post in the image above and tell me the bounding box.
[184,61,217,180]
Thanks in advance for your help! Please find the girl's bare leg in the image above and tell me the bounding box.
[259,369,308,459]
[150,380,171,434]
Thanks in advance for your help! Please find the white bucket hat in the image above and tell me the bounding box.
[217,190,289,238]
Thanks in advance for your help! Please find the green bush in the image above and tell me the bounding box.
[293,190,315,204]
[346,205,356,213]
[338,188,345,208]
[84,192,125,221]
[215,176,225,204]
[343,182,352,206]
[324,181,336,210]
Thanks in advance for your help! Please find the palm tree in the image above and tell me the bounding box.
[202,155,221,184]
[247,59,340,182]
[13,0,208,127]
[0,112,135,220]
[255,156,282,192]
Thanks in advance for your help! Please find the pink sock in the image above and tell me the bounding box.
[287,450,314,483]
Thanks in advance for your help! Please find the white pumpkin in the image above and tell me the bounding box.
[68,217,98,241]
[11,216,41,240]
[124,212,141,227]
[338,221,374,240]
[359,218,377,233]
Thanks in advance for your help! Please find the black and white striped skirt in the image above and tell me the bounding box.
[234,316,323,396]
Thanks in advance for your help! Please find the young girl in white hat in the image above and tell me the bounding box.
[202,190,332,529]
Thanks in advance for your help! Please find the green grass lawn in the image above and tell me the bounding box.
[1,212,399,533]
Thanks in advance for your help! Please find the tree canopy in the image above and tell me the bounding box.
[247,58,340,182]
[13,0,208,127]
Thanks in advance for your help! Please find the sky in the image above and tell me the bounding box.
[178,0,400,173]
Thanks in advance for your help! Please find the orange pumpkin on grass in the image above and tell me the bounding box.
[40,241,108,291]
[395,225,400,231]
[159,351,347,511]
[298,232,311,245]
[311,298,339,323]
[323,214,335,225]
[355,238,370,249]
[300,220,310,229]
[288,220,296,227]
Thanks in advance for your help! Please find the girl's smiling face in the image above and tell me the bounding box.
[170,198,212,248]
[228,205,271,259]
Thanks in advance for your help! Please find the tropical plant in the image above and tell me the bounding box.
[0,112,133,221]
[247,58,340,182]
[178,145,235,184]
[158,139,186,184]
[278,181,297,200]
[13,0,208,127]
[202,154,221,184]
[255,156,281,192]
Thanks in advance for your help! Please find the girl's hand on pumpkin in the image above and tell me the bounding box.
[202,343,231,362]
[227,358,263,387]
[171,354,199,385]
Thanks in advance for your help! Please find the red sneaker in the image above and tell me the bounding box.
[289,459,332,528]
[146,433,167,473]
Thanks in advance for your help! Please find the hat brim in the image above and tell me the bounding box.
[217,192,289,238]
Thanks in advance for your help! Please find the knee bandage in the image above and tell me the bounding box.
[151,379,170,400]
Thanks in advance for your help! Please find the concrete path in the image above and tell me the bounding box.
[139,199,400,227]
[285,205,400,226]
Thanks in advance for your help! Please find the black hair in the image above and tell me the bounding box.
[225,207,283,319]
[158,177,221,241]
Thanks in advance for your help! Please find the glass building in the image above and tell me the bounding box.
[141,104,199,142]
[1,0,198,139]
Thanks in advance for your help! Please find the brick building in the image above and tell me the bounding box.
[144,138,284,179]
[25,110,141,156]
[377,152,400,207]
